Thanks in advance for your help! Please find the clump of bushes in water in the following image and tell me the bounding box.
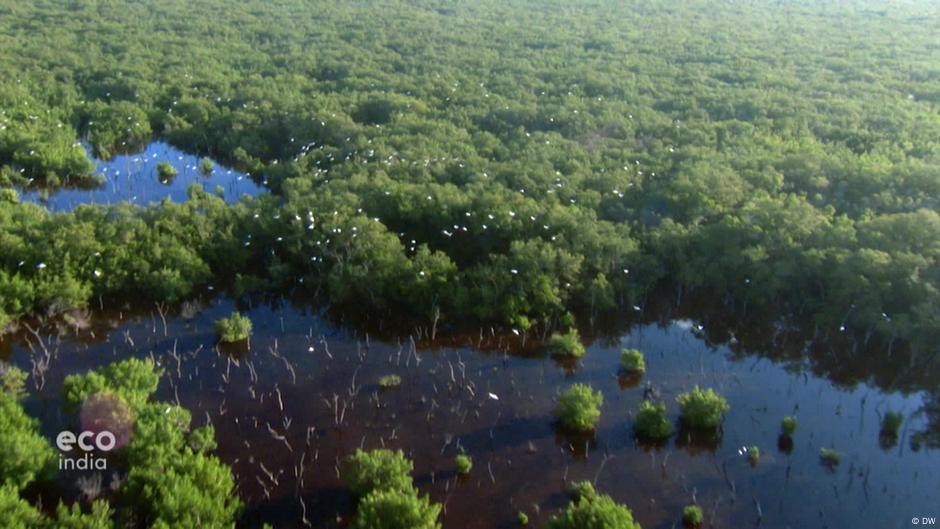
[676,386,729,429]
[455,454,472,475]
[379,374,402,388]
[342,448,414,496]
[778,415,798,453]
[682,504,704,527]
[548,329,585,358]
[56,358,239,527]
[881,411,903,438]
[781,415,798,436]
[567,481,596,501]
[554,384,603,431]
[634,400,673,441]
[620,348,645,374]
[819,447,841,468]
[879,411,904,448]
[548,483,640,529]
[747,445,760,465]
[200,157,213,174]
[352,488,441,529]
[214,312,252,343]
[342,448,441,529]
[156,161,177,178]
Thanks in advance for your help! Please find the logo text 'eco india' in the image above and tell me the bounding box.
[56,430,115,470]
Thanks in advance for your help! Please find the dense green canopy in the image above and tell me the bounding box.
[1,0,938,349]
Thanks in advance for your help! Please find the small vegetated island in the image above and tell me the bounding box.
[214,311,253,343]
[155,161,177,179]
[0,0,938,528]
[555,383,604,432]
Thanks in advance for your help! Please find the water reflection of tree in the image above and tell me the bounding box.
[635,436,669,453]
[551,355,580,375]
[617,372,643,390]
[552,425,597,459]
[674,424,722,455]
[217,340,250,359]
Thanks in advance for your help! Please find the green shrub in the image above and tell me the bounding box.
[0,485,42,527]
[676,386,729,429]
[819,448,841,468]
[881,411,903,437]
[85,99,152,158]
[342,448,414,496]
[619,349,645,374]
[89,364,241,529]
[123,448,242,528]
[747,445,760,464]
[567,481,596,502]
[781,416,798,436]
[0,392,55,491]
[554,384,603,431]
[62,357,161,412]
[36,359,239,528]
[548,329,585,358]
[682,504,703,527]
[0,364,27,399]
[54,500,114,529]
[200,157,213,174]
[0,188,18,204]
[547,490,640,529]
[379,374,402,388]
[156,161,178,178]
[634,400,673,441]
[517,511,529,525]
[189,425,218,453]
[352,487,441,529]
[214,312,252,343]
[455,454,472,475]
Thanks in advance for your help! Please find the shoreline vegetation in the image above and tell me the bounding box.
[1,1,938,354]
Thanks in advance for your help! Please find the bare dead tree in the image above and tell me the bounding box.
[155,302,168,336]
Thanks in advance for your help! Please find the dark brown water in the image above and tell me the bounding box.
[3,295,937,529]
[18,141,264,211]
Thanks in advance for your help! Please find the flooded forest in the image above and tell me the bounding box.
[1,1,939,528]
